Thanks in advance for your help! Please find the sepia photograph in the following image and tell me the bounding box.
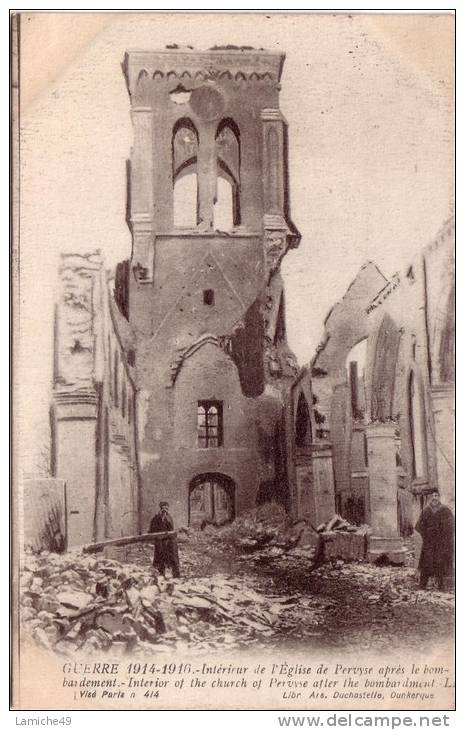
[11,10,455,712]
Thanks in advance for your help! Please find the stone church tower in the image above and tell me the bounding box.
[119,47,301,530]
[52,47,301,544]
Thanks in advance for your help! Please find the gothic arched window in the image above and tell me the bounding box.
[172,119,199,227]
[408,371,427,480]
[197,401,223,448]
[215,119,240,229]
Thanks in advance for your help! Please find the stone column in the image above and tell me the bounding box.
[312,443,336,526]
[431,386,455,510]
[365,421,406,563]
[197,125,216,230]
[295,452,313,522]
[53,391,99,547]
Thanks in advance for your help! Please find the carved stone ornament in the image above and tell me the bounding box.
[264,229,288,281]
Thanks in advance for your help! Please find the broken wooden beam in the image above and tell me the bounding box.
[82,531,177,554]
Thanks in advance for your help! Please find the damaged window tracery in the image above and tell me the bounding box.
[214,119,240,229]
[172,118,199,227]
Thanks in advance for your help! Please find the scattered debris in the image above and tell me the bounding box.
[211,502,322,567]
[19,546,325,656]
[20,505,453,657]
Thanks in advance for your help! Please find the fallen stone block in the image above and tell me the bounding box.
[140,585,159,603]
[56,590,94,610]
[96,611,128,635]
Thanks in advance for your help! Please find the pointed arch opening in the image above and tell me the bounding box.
[172,118,199,227]
[215,119,241,229]
[295,392,312,448]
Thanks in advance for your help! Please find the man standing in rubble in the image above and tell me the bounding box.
[415,490,454,590]
[150,501,181,578]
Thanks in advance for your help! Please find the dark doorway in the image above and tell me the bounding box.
[189,473,235,527]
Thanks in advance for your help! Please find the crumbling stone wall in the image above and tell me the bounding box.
[52,254,139,547]
[365,218,455,520]
[306,219,454,543]
[310,262,387,521]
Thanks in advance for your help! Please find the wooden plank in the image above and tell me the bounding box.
[82,531,176,554]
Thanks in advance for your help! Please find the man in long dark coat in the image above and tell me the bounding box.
[149,502,180,578]
[415,490,454,590]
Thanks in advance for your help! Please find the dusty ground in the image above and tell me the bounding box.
[128,529,454,654]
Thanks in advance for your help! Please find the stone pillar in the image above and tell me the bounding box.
[295,452,313,522]
[53,391,99,547]
[197,125,216,230]
[431,386,455,510]
[312,443,336,526]
[365,421,406,563]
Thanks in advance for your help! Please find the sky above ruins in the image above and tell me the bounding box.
[17,12,454,474]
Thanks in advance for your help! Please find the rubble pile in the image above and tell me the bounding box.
[314,561,454,609]
[19,548,327,656]
[210,502,321,567]
[19,518,454,657]
[203,506,371,567]
[214,501,289,541]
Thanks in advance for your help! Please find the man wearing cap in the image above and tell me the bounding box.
[149,502,181,578]
[415,490,454,590]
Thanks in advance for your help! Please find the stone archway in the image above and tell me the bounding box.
[188,473,236,527]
